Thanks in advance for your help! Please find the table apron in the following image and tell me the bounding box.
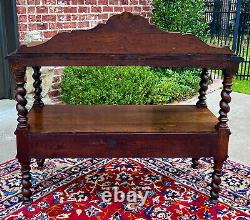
[29,133,218,158]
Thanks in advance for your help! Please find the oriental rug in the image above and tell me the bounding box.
[0,158,249,219]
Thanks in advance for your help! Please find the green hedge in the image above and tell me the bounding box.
[152,0,208,40]
[60,66,200,105]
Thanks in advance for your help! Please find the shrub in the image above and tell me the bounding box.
[61,66,159,105]
[60,66,200,105]
[152,0,209,40]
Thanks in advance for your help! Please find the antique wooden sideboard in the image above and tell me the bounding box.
[8,12,242,204]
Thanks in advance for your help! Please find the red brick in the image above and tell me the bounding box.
[114,6,124,12]
[109,0,119,5]
[16,0,27,5]
[42,0,57,4]
[123,7,133,12]
[78,6,90,13]
[49,6,63,13]
[91,6,102,13]
[103,6,113,12]
[77,0,85,4]
[70,22,77,28]
[17,6,27,14]
[63,22,76,29]
[77,21,90,29]
[19,31,26,41]
[63,7,77,13]
[28,23,37,30]
[139,0,148,5]
[42,15,57,22]
[28,15,36,22]
[132,6,142,12]
[19,24,28,31]
[28,0,40,4]
[98,13,109,20]
[56,23,64,29]
[27,0,36,4]
[85,0,97,4]
[98,0,108,5]
[71,15,78,20]
[78,15,87,21]
[37,23,48,30]
[44,31,58,39]
[86,14,98,20]
[57,0,76,5]
[18,15,27,22]
[57,14,71,21]
[49,23,57,29]
[119,0,129,4]
[36,15,42,22]
[142,6,150,11]
[63,22,71,29]
[130,0,139,4]
[27,6,36,13]
[36,6,48,13]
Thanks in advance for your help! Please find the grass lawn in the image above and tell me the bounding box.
[232,78,250,95]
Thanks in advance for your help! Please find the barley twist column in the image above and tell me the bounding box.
[211,67,235,203]
[217,69,232,129]
[192,68,209,169]
[14,65,28,129]
[196,68,209,108]
[12,63,32,204]
[32,66,44,107]
[21,162,32,204]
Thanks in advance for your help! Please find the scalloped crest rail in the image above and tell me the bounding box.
[8,12,243,205]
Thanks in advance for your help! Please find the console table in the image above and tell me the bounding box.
[8,12,242,204]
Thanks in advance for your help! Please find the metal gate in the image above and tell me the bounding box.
[205,0,250,79]
[0,0,19,99]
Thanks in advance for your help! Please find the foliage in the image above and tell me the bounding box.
[152,0,209,40]
[60,66,200,105]
[232,78,250,95]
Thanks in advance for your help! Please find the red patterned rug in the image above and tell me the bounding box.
[0,158,249,219]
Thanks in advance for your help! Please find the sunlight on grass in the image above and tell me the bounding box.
[233,78,250,95]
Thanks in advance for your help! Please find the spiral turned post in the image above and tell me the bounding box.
[13,64,28,129]
[21,162,32,204]
[196,68,209,108]
[32,66,44,107]
[210,160,223,203]
[12,63,32,204]
[217,69,233,129]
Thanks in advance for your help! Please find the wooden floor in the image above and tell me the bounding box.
[28,105,218,133]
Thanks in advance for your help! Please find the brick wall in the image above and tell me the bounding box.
[16,0,152,103]
[16,0,152,42]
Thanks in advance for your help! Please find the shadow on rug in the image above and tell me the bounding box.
[0,158,249,219]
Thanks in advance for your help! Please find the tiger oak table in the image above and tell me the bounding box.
[8,12,243,204]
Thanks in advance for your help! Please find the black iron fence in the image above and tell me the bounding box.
[205,0,250,79]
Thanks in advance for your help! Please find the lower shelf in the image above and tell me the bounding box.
[26,105,219,158]
[28,104,218,134]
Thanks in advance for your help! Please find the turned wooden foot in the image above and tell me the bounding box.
[191,158,199,169]
[210,159,224,203]
[37,159,45,169]
[20,161,32,204]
